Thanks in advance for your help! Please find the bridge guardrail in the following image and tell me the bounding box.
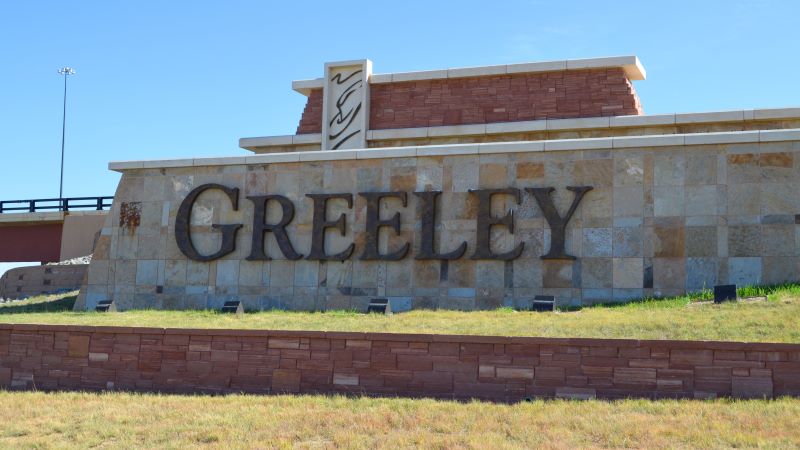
[0,196,114,214]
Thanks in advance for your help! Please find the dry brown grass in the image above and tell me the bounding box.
[0,391,798,449]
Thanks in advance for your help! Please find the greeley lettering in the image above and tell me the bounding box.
[175,184,592,262]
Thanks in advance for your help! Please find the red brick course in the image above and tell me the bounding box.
[295,68,642,134]
[1,324,797,401]
[296,89,323,134]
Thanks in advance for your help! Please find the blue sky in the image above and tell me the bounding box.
[1,0,799,274]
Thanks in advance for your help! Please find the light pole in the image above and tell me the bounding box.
[57,67,75,203]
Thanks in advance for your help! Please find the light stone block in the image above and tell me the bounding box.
[544,137,612,152]
[613,258,643,289]
[610,114,675,127]
[478,141,544,154]
[546,117,610,131]
[391,69,448,82]
[485,120,546,134]
[654,187,684,217]
[675,110,745,124]
[135,260,159,285]
[753,108,800,120]
[582,228,612,257]
[684,186,718,216]
[357,147,417,160]
[428,124,486,138]
[612,134,684,148]
[447,64,506,78]
[369,127,428,140]
[417,144,479,157]
[684,131,759,145]
[215,260,240,287]
[728,257,762,286]
[685,258,720,290]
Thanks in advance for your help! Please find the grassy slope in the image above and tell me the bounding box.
[1,286,799,342]
[0,392,797,449]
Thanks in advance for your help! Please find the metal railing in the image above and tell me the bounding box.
[0,196,114,214]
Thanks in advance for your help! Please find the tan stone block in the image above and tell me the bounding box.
[581,258,612,288]
[654,154,685,186]
[543,260,574,288]
[728,226,762,257]
[87,261,109,285]
[727,153,761,184]
[727,184,761,215]
[575,159,613,187]
[479,163,508,188]
[654,186,684,216]
[516,162,544,179]
[613,258,643,289]
[653,258,686,290]
[613,187,643,217]
[581,188,612,219]
[762,257,797,285]
[685,154,718,185]
[389,166,417,191]
[684,186,718,217]
[685,227,717,257]
[352,260,379,288]
[512,258,543,288]
[762,225,795,256]
[93,236,111,260]
[613,156,644,186]
[653,221,685,257]
[413,260,440,288]
[761,183,800,215]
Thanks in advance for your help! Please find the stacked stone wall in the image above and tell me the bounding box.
[1,324,797,400]
[0,265,86,300]
[79,139,800,311]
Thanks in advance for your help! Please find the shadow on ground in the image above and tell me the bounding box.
[0,295,76,314]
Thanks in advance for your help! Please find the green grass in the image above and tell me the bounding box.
[1,284,799,342]
[0,391,797,449]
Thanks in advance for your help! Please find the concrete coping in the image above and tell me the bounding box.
[291,55,645,95]
[110,128,800,172]
[0,210,108,223]
[238,107,800,151]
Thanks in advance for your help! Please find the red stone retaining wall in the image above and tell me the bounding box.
[296,68,642,134]
[1,324,797,401]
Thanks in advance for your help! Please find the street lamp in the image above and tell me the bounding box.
[57,67,75,203]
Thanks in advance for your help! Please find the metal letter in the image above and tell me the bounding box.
[306,193,355,261]
[527,186,593,260]
[175,183,242,261]
[413,191,466,260]
[469,188,524,260]
[359,192,410,261]
[247,195,302,261]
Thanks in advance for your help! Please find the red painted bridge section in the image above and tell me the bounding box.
[0,222,63,263]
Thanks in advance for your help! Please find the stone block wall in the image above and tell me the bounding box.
[79,139,800,311]
[296,68,641,134]
[0,265,87,300]
[1,324,797,400]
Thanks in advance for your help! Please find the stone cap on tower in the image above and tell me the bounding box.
[291,55,646,96]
